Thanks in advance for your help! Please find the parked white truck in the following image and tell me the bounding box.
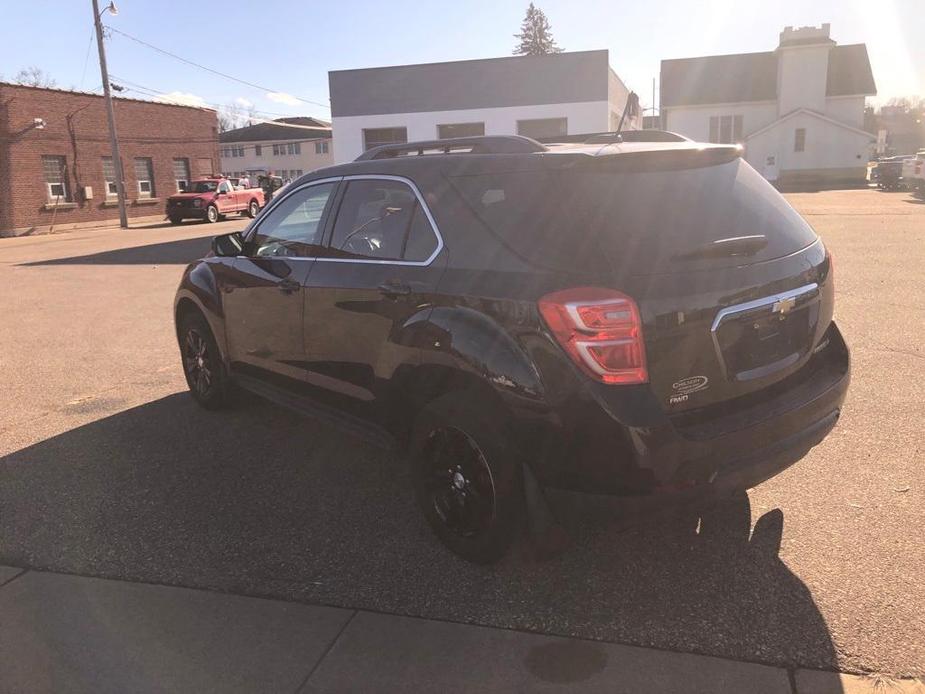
[901,151,925,196]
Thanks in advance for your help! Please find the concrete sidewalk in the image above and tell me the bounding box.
[0,566,920,694]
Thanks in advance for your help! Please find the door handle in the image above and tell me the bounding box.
[378,280,412,298]
[278,278,300,294]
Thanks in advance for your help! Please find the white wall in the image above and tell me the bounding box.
[824,96,866,130]
[777,44,831,115]
[220,138,334,179]
[331,101,610,163]
[607,69,640,131]
[664,102,778,142]
[745,113,873,175]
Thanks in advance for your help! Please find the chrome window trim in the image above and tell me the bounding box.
[315,174,444,267]
[243,174,444,267]
[710,282,819,380]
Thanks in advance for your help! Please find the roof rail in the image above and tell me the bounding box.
[355,135,548,161]
[537,130,689,145]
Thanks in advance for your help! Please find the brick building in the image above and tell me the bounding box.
[0,82,220,236]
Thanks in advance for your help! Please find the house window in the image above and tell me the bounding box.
[272,144,282,156]
[516,118,567,139]
[255,145,262,156]
[173,158,190,192]
[133,157,155,198]
[794,128,806,152]
[294,169,303,177]
[709,115,744,144]
[437,122,485,139]
[42,155,69,201]
[315,141,330,154]
[237,146,244,157]
[286,142,301,155]
[102,156,118,197]
[363,127,408,151]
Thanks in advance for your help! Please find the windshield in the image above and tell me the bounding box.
[189,181,218,193]
[448,158,817,273]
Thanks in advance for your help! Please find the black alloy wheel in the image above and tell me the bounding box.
[178,313,229,409]
[423,427,496,539]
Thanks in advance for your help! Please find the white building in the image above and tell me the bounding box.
[219,117,333,182]
[660,24,877,187]
[328,50,640,164]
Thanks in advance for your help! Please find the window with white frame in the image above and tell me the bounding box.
[133,157,155,198]
[102,156,118,197]
[173,158,190,192]
[314,141,329,154]
[255,144,262,156]
[438,122,485,139]
[363,127,408,151]
[273,143,282,156]
[42,155,69,202]
[516,118,567,139]
[708,115,744,144]
[286,142,300,155]
[794,128,806,152]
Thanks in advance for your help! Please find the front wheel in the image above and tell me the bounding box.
[411,393,523,564]
[246,200,260,218]
[178,312,230,410]
[168,215,182,225]
[205,205,219,223]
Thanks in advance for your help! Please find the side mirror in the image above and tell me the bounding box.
[212,231,244,257]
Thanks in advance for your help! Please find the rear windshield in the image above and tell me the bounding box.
[190,181,218,193]
[448,159,817,273]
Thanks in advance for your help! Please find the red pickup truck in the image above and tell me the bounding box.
[166,177,266,224]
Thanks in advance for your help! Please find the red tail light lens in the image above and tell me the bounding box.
[538,287,648,385]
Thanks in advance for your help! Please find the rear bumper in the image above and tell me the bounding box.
[537,322,849,498]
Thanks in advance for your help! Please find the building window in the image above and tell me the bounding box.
[709,115,744,144]
[437,122,485,139]
[794,128,806,152]
[173,158,190,192]
[237,146,244,157]
[438,123,485,139]
[255,145,262,156]
[294,169,303,177]
[315,141,330,154]
[363,127,408,151]
[42,155,69,201]
[272,144,282,156]
[133,157,155,198]
[516,118,567,140]
[102,156,118,197]
[286,142,301,155]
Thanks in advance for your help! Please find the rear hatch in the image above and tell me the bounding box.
[447,147,833,412]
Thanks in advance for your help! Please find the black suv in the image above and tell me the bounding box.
[174,134,849,563]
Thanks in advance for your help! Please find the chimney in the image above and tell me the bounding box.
[776,23,836,115]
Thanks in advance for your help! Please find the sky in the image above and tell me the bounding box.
[1,0,922,122]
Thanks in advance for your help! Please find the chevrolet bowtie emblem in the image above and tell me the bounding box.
[772,296,797,315]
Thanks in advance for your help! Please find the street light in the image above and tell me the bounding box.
[92,0,128,228]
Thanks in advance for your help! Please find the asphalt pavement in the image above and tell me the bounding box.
[0,193,922,679]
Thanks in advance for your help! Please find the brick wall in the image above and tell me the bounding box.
[0,83,220,235]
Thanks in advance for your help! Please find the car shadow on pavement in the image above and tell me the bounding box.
[0,392,840,676]
[20,236,217,266]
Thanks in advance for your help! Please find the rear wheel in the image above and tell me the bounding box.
[205,205,219,223]
[168,215,182,225]
[411,393,523,563]
[178,312,230,410]
[247,200,260,218]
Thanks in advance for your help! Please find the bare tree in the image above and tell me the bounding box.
[513,3,563,56]
[218,102,243,133]
[13,66,57,88]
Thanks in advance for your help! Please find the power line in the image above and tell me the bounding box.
[79,25,95,90]
[105,25,330,110]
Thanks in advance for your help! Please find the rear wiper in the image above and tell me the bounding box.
[673,235,768,261]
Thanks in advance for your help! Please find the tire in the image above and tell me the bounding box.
[246,200,259,218]
[168,215,182,225]
[178,311,230,410]
[205,204,219,223]
[411,392,523,564]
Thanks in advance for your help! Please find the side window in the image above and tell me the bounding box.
[329,179,439,262]
[249,182,336,258]
[218,180,232,194]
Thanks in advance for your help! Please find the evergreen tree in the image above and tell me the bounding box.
[513,3,563,56]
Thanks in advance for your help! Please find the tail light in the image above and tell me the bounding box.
[538,287,648,385]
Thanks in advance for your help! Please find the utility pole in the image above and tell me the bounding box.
[92,0,127,228]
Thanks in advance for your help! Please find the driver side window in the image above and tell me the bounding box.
[249,182,336,257]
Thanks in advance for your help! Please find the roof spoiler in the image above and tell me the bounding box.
[587,143,743,172]
[355,135,548,161]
